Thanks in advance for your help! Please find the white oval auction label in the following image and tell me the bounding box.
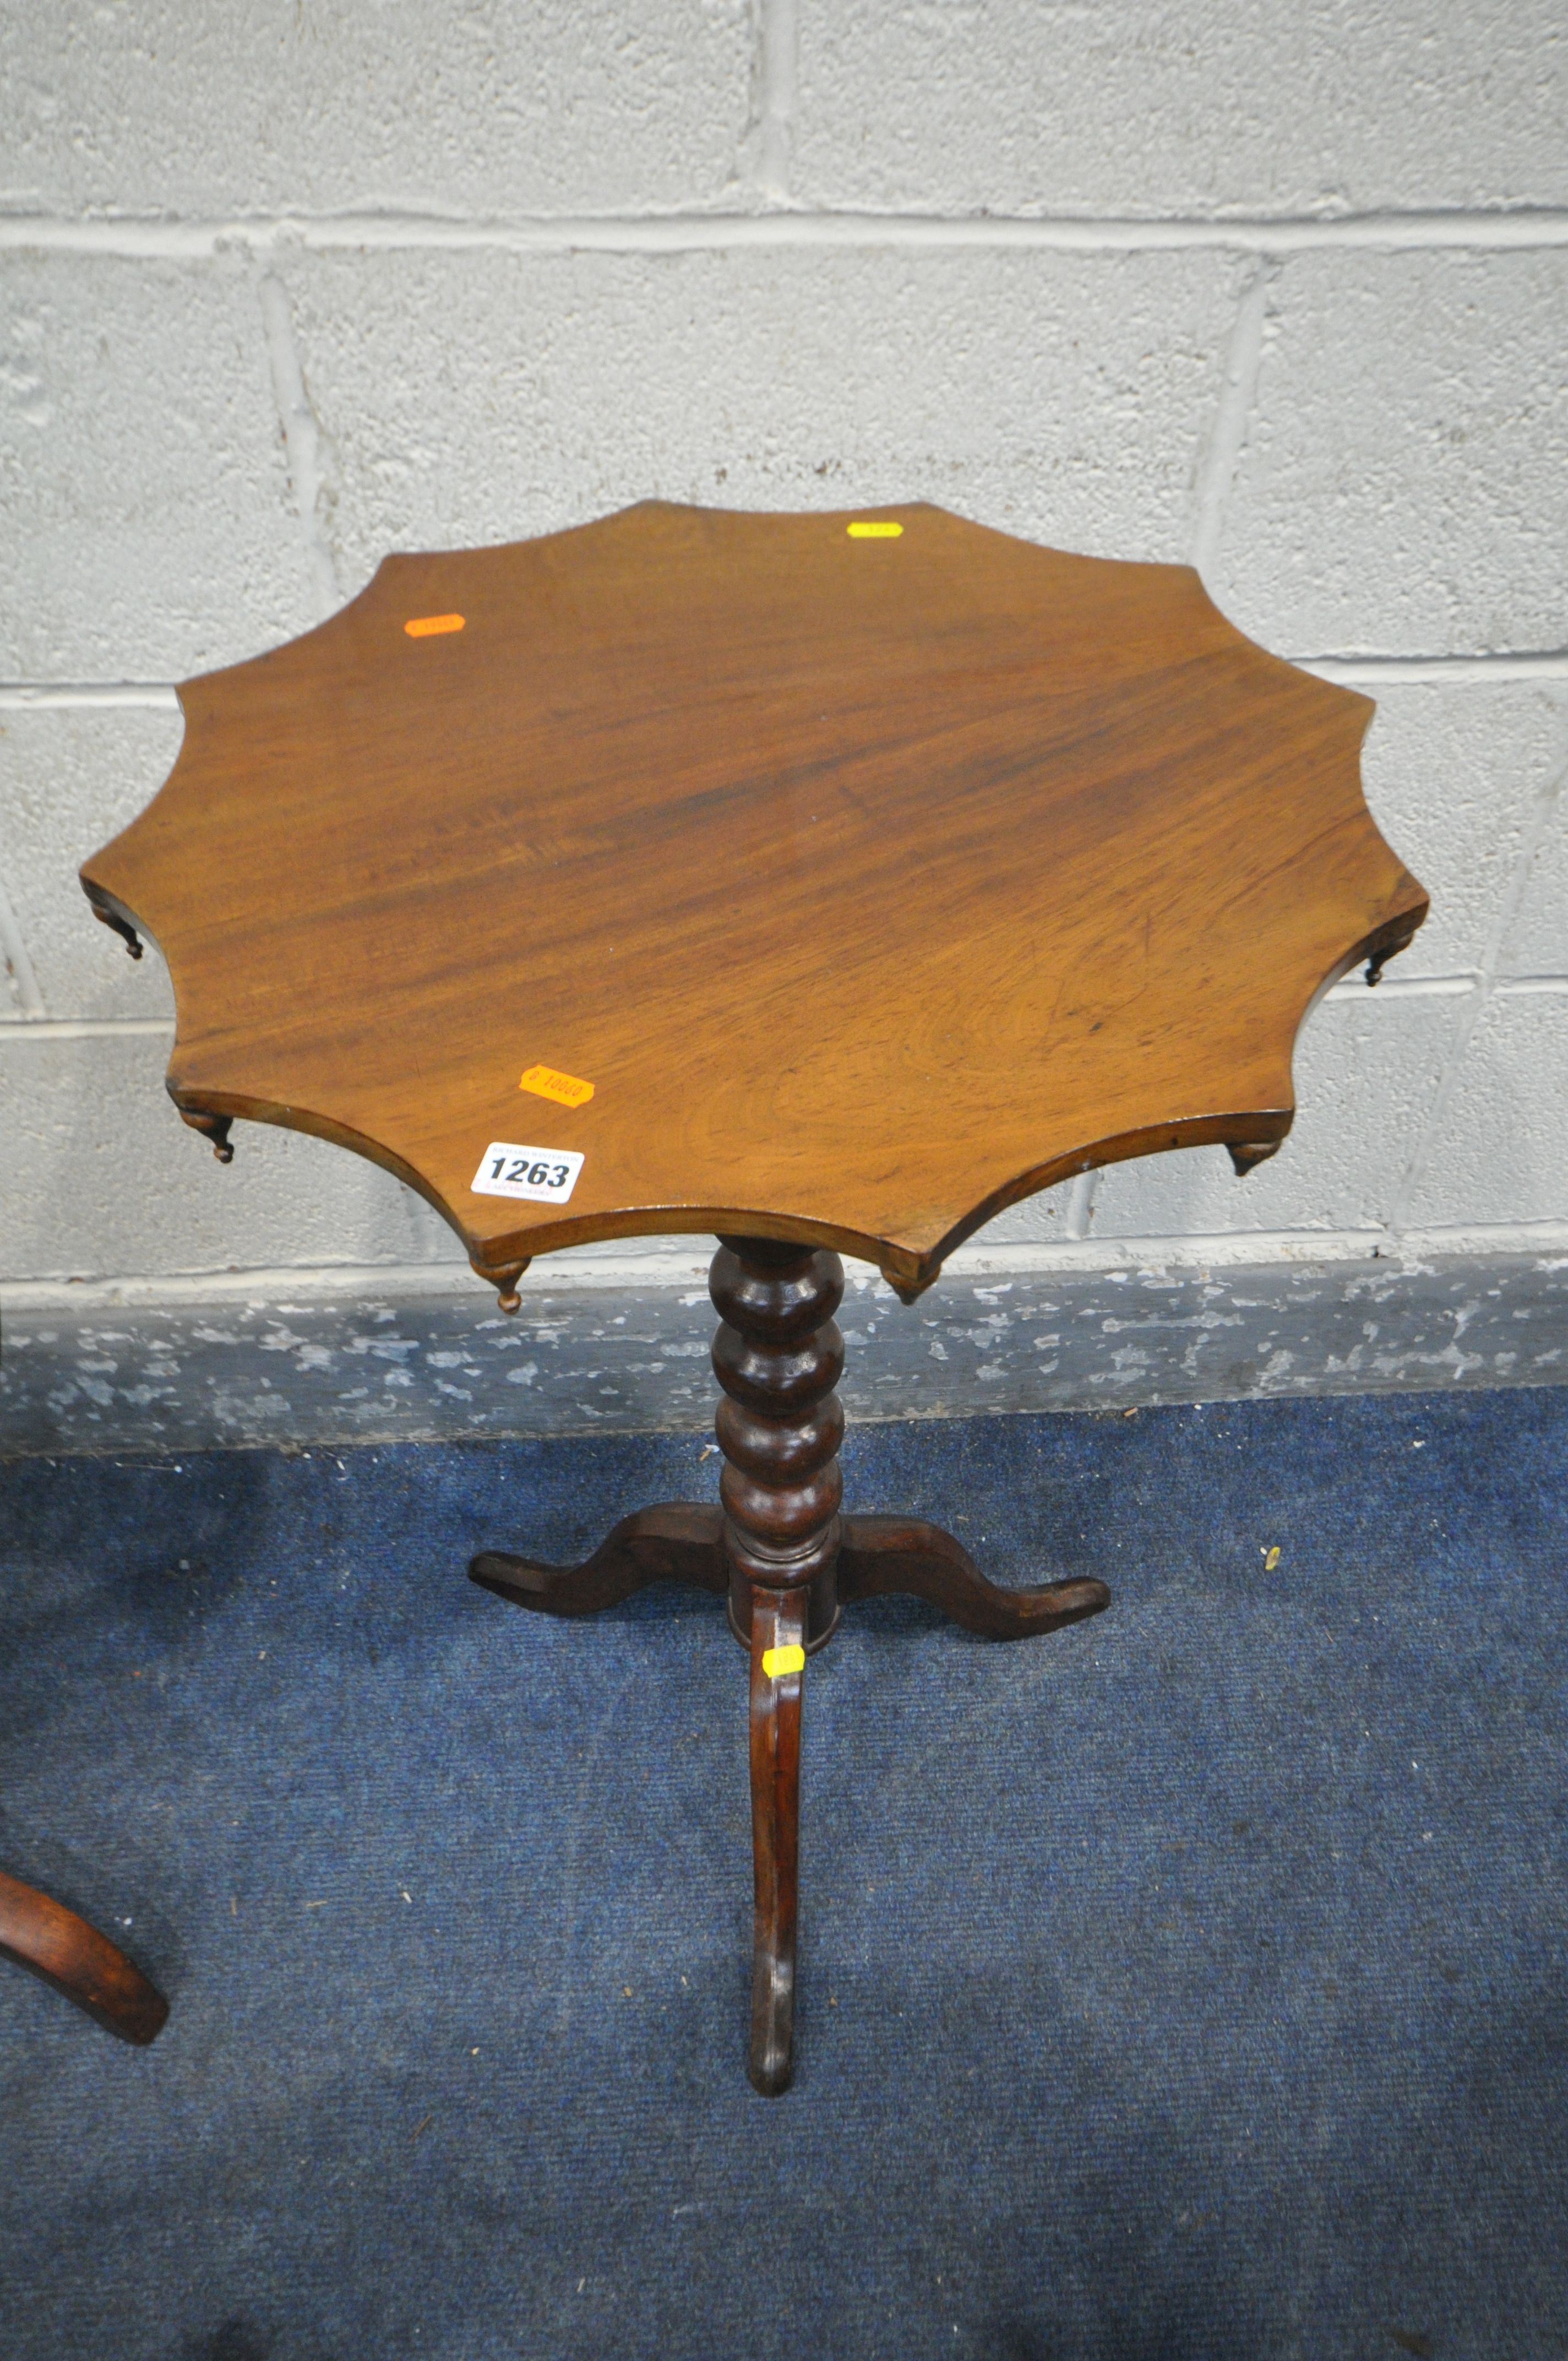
[471,1143,584,1203]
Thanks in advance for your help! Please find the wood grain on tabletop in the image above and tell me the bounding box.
[81,501,1427,1293]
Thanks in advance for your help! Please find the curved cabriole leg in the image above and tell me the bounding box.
[710,1235,845,2095]
[470,1503,726,1617]
[747,1584,806,2099]
[0,1867,168,2045]
[837,1515,1109,1638]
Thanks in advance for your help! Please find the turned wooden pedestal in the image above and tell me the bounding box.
[472,1236,1107,2095]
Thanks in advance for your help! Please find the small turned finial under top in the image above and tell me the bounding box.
[177,1108,234,1163]
[880,1266,936,1306]
[88,897,143,960]
[1228,1139,1283,1178]
[470,1252,532,1312]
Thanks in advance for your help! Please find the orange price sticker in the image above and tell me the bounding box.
[404,613,466,638]
[520,1063,595,1110]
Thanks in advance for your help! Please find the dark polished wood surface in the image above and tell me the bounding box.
[81,500,1424,1299]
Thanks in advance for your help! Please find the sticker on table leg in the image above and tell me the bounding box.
[471,1143,584,1203]
[761,1643,805,1679]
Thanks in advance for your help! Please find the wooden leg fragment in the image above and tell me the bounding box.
[470,1503,726,1618]
[0,1867,168,2045]
[838,1514,1109,1638]
[748,1584,807,2097]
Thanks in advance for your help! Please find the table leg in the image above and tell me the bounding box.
[710,1235,845,2092]
[470,1233,1107,2093]
[0,1867,168,2044]
[838,1514,1108,1636]
[471,1502,726,1616]
[747,1581,807,2097]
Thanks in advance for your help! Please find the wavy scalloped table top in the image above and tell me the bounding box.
[81,501,1426,1297]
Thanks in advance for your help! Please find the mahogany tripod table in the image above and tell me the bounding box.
[81,502,1426,2094]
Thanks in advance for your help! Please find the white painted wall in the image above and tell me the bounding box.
[2,2,1565,1316]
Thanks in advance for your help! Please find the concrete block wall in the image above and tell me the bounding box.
[2,4,1565,1404]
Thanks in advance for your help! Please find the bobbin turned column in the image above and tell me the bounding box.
[710,1236,845,2095]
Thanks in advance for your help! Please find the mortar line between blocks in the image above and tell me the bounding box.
[1303,652,1568,684]
[0,976,1531,1044]
[258,270,341,611]
[749,0,798,206]
[1325,974,1476,1000]
[5,208,1568,257]
[1063,1171,1096,1239]
[1191,255,1276,579]
[4,660,1561,714]
[0,1017,176,1039]
[1390,696,1568,1230]
[0,866,46,1019]
[0,684,182,709]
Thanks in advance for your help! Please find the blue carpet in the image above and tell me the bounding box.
[1,1388,1565,2360]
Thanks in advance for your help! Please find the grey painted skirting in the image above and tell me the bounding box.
[3,1249,1566,1456]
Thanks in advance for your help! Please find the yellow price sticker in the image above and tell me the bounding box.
[520,1063,595,1109]
[761,1643,805,1679]
[846,521,903,539]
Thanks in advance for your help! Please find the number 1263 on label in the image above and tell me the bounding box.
[471,1142,585,1203]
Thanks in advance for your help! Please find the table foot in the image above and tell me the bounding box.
[0,1867,169,2044]
[470,1503,726,1618]
[838,1514,1109,1638]
[747,1582,806,2097]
